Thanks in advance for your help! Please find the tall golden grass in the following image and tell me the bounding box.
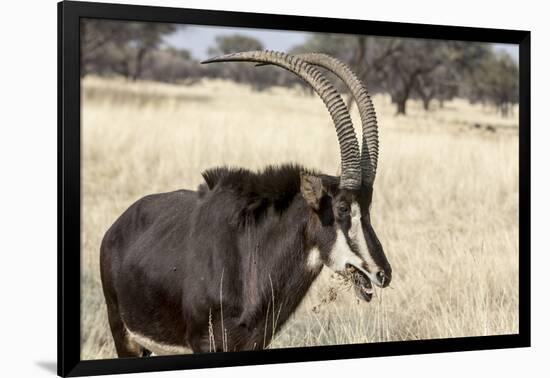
[81,76,518,360]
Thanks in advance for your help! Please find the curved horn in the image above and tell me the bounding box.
[202,50,361,190]
[295,53,379,186]
[257,53,379,186]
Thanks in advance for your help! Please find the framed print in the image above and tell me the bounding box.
[58,0,530,376]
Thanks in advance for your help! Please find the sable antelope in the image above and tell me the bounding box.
[100,51,392,357]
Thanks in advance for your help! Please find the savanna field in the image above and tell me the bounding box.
[81,76,519,360]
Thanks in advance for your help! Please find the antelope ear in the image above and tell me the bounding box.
[300,173,324,210]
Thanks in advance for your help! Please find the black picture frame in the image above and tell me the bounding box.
[58,1,531,376]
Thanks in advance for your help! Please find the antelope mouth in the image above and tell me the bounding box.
[346,264,373,302]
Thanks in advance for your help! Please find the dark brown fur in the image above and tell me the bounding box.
[100,164,390,356]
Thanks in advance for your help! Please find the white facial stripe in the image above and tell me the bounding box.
[306,247,323,271]
[350,202,382,273]
[126,327,192,356]
[328,229,379,284]
[327,230,367,273]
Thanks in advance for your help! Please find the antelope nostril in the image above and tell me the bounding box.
[376,270,391,287]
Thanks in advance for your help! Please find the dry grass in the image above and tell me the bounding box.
[81,76,519,360]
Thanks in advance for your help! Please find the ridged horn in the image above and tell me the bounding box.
[294,53,379,186]
[201,50,361,190]
[257,53,379,186]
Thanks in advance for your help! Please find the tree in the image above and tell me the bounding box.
[374,40,496,115]
[375,39,454,115]
[466,51,518,116]
[141,48,201,84]
[289,34,400,102]
[81,19,134,77]
[206,35,269,88]
[207,34,264,56]
[289,34,363,97]
[289,34,356,60]
[80,20,176,80]
[125,23,176,81]
[411,42,495,111]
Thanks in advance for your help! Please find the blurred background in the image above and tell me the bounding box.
[80,19,519,360]
[81,19,518,118]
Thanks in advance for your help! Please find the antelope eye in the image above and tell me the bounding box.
[338,204,350,215]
